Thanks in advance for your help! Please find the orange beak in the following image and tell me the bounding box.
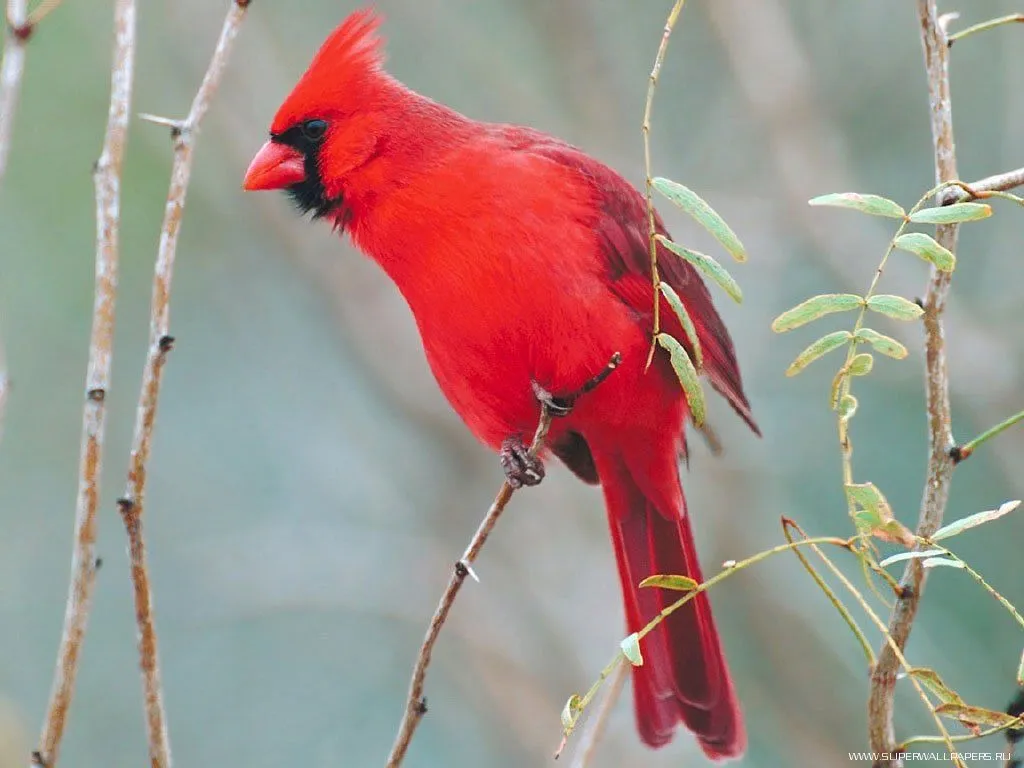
[243,141,306,191]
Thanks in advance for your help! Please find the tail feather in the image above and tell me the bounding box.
[596,448,745,760]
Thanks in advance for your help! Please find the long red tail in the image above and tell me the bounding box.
[594,448,744,760]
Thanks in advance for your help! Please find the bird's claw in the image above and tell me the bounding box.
[500,436,545,488]
[531,380,574,418]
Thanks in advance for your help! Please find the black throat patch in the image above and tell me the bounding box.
[271,126,345,221]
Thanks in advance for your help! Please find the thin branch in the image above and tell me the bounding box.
[641,0,685,366]
[867,3,959,764]
[117,500,168,764]
[944,165,1024,204]
[386,354,621,767]
[385,414,553,768]
[33,0,136,766]
[570,660,628,768]
[951,408,1024,463]
[947,13,1024,47]
[0,0,29,184]
[118,3,249,765]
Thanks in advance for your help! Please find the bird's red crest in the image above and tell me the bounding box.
[270,8,386,135]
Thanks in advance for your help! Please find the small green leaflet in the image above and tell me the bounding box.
[620,632,644,666]
[845,481,915,546]
[785,330,852,376]
[560,694,582,732]
[866,295,924,321]
[909,202,992,224]
[879,549,946,568]
[848,353,874,376]
[659,283,702,368]
[855,328,908,359]
[838,394,858,422]
[830,354,873,409]
[893,232,956,272]
[846,482,891,525]
[652,177,747,262]
[656,333,706,426]
[935,703,1022,729]
[771,293,863,333]
[639,574,699,591]
[922,556,965,569]
[656,235,743,303]
[808,192,906,219]
[908,667,964,706]
[931,499,1021,541]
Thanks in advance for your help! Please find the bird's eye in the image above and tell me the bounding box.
[301,119,328,142]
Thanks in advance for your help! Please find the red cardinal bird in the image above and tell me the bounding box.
[244,10,757,760]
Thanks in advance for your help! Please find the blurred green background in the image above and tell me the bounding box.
[2,1,1023,766]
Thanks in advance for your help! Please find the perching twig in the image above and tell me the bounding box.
[386,353,621,768]
[570,660,628,768]
[867,3,959,764]
[0,0,29,184]
[34,0,136,766]
[119,3,249,765]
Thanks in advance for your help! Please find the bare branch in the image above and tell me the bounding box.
[0,0,29,184]
[944,165,1024,204]
[117,500,169,765]
[867,2,959,763]
[386,413,553,768]
[570,660,628,768]
[119,3,249,765]
[33,0,136,766]
[386,354,621,767]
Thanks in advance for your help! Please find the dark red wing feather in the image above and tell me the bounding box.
[514,130,758,435]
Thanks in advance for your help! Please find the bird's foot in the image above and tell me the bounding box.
[530,381,573,417]
[500,436,545,488]
[530,352,623,419]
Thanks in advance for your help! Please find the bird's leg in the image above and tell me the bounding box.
[530,351,623,419]
[500,436,545,488]
[501,352,623,488]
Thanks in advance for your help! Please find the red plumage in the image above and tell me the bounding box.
[244,10,757,760]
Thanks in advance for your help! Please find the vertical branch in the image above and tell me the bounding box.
[641,0,685,365]
[0,0,28,184]
[120,2,250,766]
[867,2,959,763]
[33,0,136,766]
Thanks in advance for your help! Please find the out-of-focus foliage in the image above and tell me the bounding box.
[2,1,1023,766]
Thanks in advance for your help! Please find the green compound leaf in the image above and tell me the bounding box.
[657,333,706,426]
[653,177,747,262]
[657,235,742,303]
[808,192,906,219]
[909,202,992,224]
[659,282,702,368]
[932,500,1021,541]
[771,293,863,333]
[866,295,924,321]
[785,331,852,377]
[855,328,908,359]
[893,232,956,272]
[620,632,644,667]
[639,574,699,592]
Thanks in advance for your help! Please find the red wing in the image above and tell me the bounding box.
[513,130,758,434]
